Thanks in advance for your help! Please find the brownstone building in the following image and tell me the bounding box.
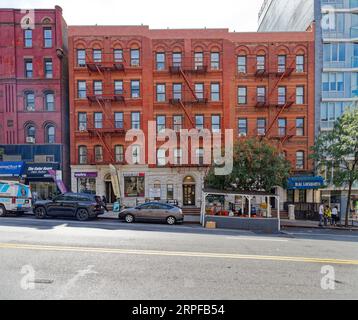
[68,26,315,211]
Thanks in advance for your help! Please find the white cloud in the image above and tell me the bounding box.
[0,0,263,31]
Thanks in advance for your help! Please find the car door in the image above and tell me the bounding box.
[61,194,78,217]
[135,203,154,221]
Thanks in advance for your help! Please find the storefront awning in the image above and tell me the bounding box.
[287,176,325,190]
[0,161,25,177]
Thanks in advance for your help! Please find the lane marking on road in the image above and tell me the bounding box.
[226,237,289,242]
[1,243,358,266]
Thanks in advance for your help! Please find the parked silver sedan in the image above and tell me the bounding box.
[118,202,184,225]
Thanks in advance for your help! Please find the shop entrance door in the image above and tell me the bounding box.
[105,181,116,204]
[183,184,196,206]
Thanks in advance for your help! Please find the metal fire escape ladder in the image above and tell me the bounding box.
[179,68,198,101]
[281,125,296,145]
[93,130,116,163]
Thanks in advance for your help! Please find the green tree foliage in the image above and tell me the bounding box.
[311,108,358,227]
[205,138,291,192]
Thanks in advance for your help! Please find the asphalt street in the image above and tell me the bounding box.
[0,216,357,300]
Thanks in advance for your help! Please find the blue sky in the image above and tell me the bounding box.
[0,0,263,31]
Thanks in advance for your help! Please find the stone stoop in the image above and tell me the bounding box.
[182,207,201,224]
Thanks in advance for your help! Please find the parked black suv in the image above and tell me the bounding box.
[33,193,105,221]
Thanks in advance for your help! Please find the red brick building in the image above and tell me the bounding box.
[0,6,70,196]
[68,26,315,209]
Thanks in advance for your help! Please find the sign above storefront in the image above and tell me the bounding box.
[24,163,60,178]
[0,162,25,177]
[74,172,98,178]
[288,176,325,190]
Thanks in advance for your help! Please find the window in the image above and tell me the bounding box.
[77,49,86,67]
[194,52,204,69]
[296,151,305,170]
[25,92,35,111]
[156,84,166,102]
[238,56,247,73]
[94,81,103,95]
[323,43,345,63]
[93,49,102,63]
[278,118,287,136]
[156,53,165,70]
[167,184,174,201]
[94,146,103,163]
[278,55,286,73]
[78,113,87,131]
[257,55,265,71]
[45,125,55,144]
[78,81,86,99]
[211,115,221,133]
[320,102,346,128]
[45,92,55,111]
[25,59,33,78]
[157,115,166,133]
[322,72,344,92]
[195,115,204,130]
[195,83,204,99]
[211,52,220,70]
[278,87,286,105]
[257,87,266,103]
[238,118,247,136]
[287,189,294,203]
[132,145,141,164]
[211,83,220,101]
[114,49,123,62]
[296,118,305,136]
[174,148,182,165]
[196,148,205,165]
[131,49,140,66]
[296,55,304,72]
[299,190,307,203]
[131,80,140,98]
[173,115,183,132]
[94,112,103,129]
[157,149,166,166]
[43,28,52,48]
[24,29,32,48]
[114,80,123,95]
[238,87,247,104]
[257,118,266,136]
[114,112,123,129]
[26,125,36,140]
[78,146,88,164]
[115,145,124,163]
[44,59,53,78]
[172,52,182,67]
[173,83,182,100]
[131,112,140,129]
[294,86,304,105]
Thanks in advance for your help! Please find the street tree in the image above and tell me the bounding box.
[311,108,358,227]
[205,138,291,192]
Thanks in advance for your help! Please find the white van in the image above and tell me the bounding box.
[0,181,32,216]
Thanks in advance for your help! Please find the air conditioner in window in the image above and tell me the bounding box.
[239,133,247,138]
[79,125,87,132]
[26,137,35,144]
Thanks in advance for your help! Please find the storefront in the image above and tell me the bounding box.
[23,163,61,200]
[74,172,98,195]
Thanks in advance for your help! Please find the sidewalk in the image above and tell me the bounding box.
[281,219,358,231]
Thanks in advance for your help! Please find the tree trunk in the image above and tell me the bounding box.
[345,182,353,227]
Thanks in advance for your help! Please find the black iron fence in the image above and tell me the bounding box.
[284,202,320,221]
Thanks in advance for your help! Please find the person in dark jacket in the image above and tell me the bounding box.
[102,195,109,212]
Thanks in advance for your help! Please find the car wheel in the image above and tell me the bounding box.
[124,214,134,223]
[35,207,47,219]
[167,216,176,225]
[76,208,90,221]
[0,205,7,217]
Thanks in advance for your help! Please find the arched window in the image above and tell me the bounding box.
[25,124,36,143]
[25,92,35,111]
[45,92,55,111]
[45,125,55,144]
[78,146,88,164]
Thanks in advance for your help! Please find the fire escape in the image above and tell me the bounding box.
[254,56,296,149]
[85,51,126,164]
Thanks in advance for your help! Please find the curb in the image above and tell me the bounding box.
[281,224,358,232]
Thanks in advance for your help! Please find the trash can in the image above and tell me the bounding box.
[288,205,295,220]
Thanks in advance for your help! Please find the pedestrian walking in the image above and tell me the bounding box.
[324,205,332,226]
[331,206,339,226]
[102,195,109,212]
[319,203,324,227]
